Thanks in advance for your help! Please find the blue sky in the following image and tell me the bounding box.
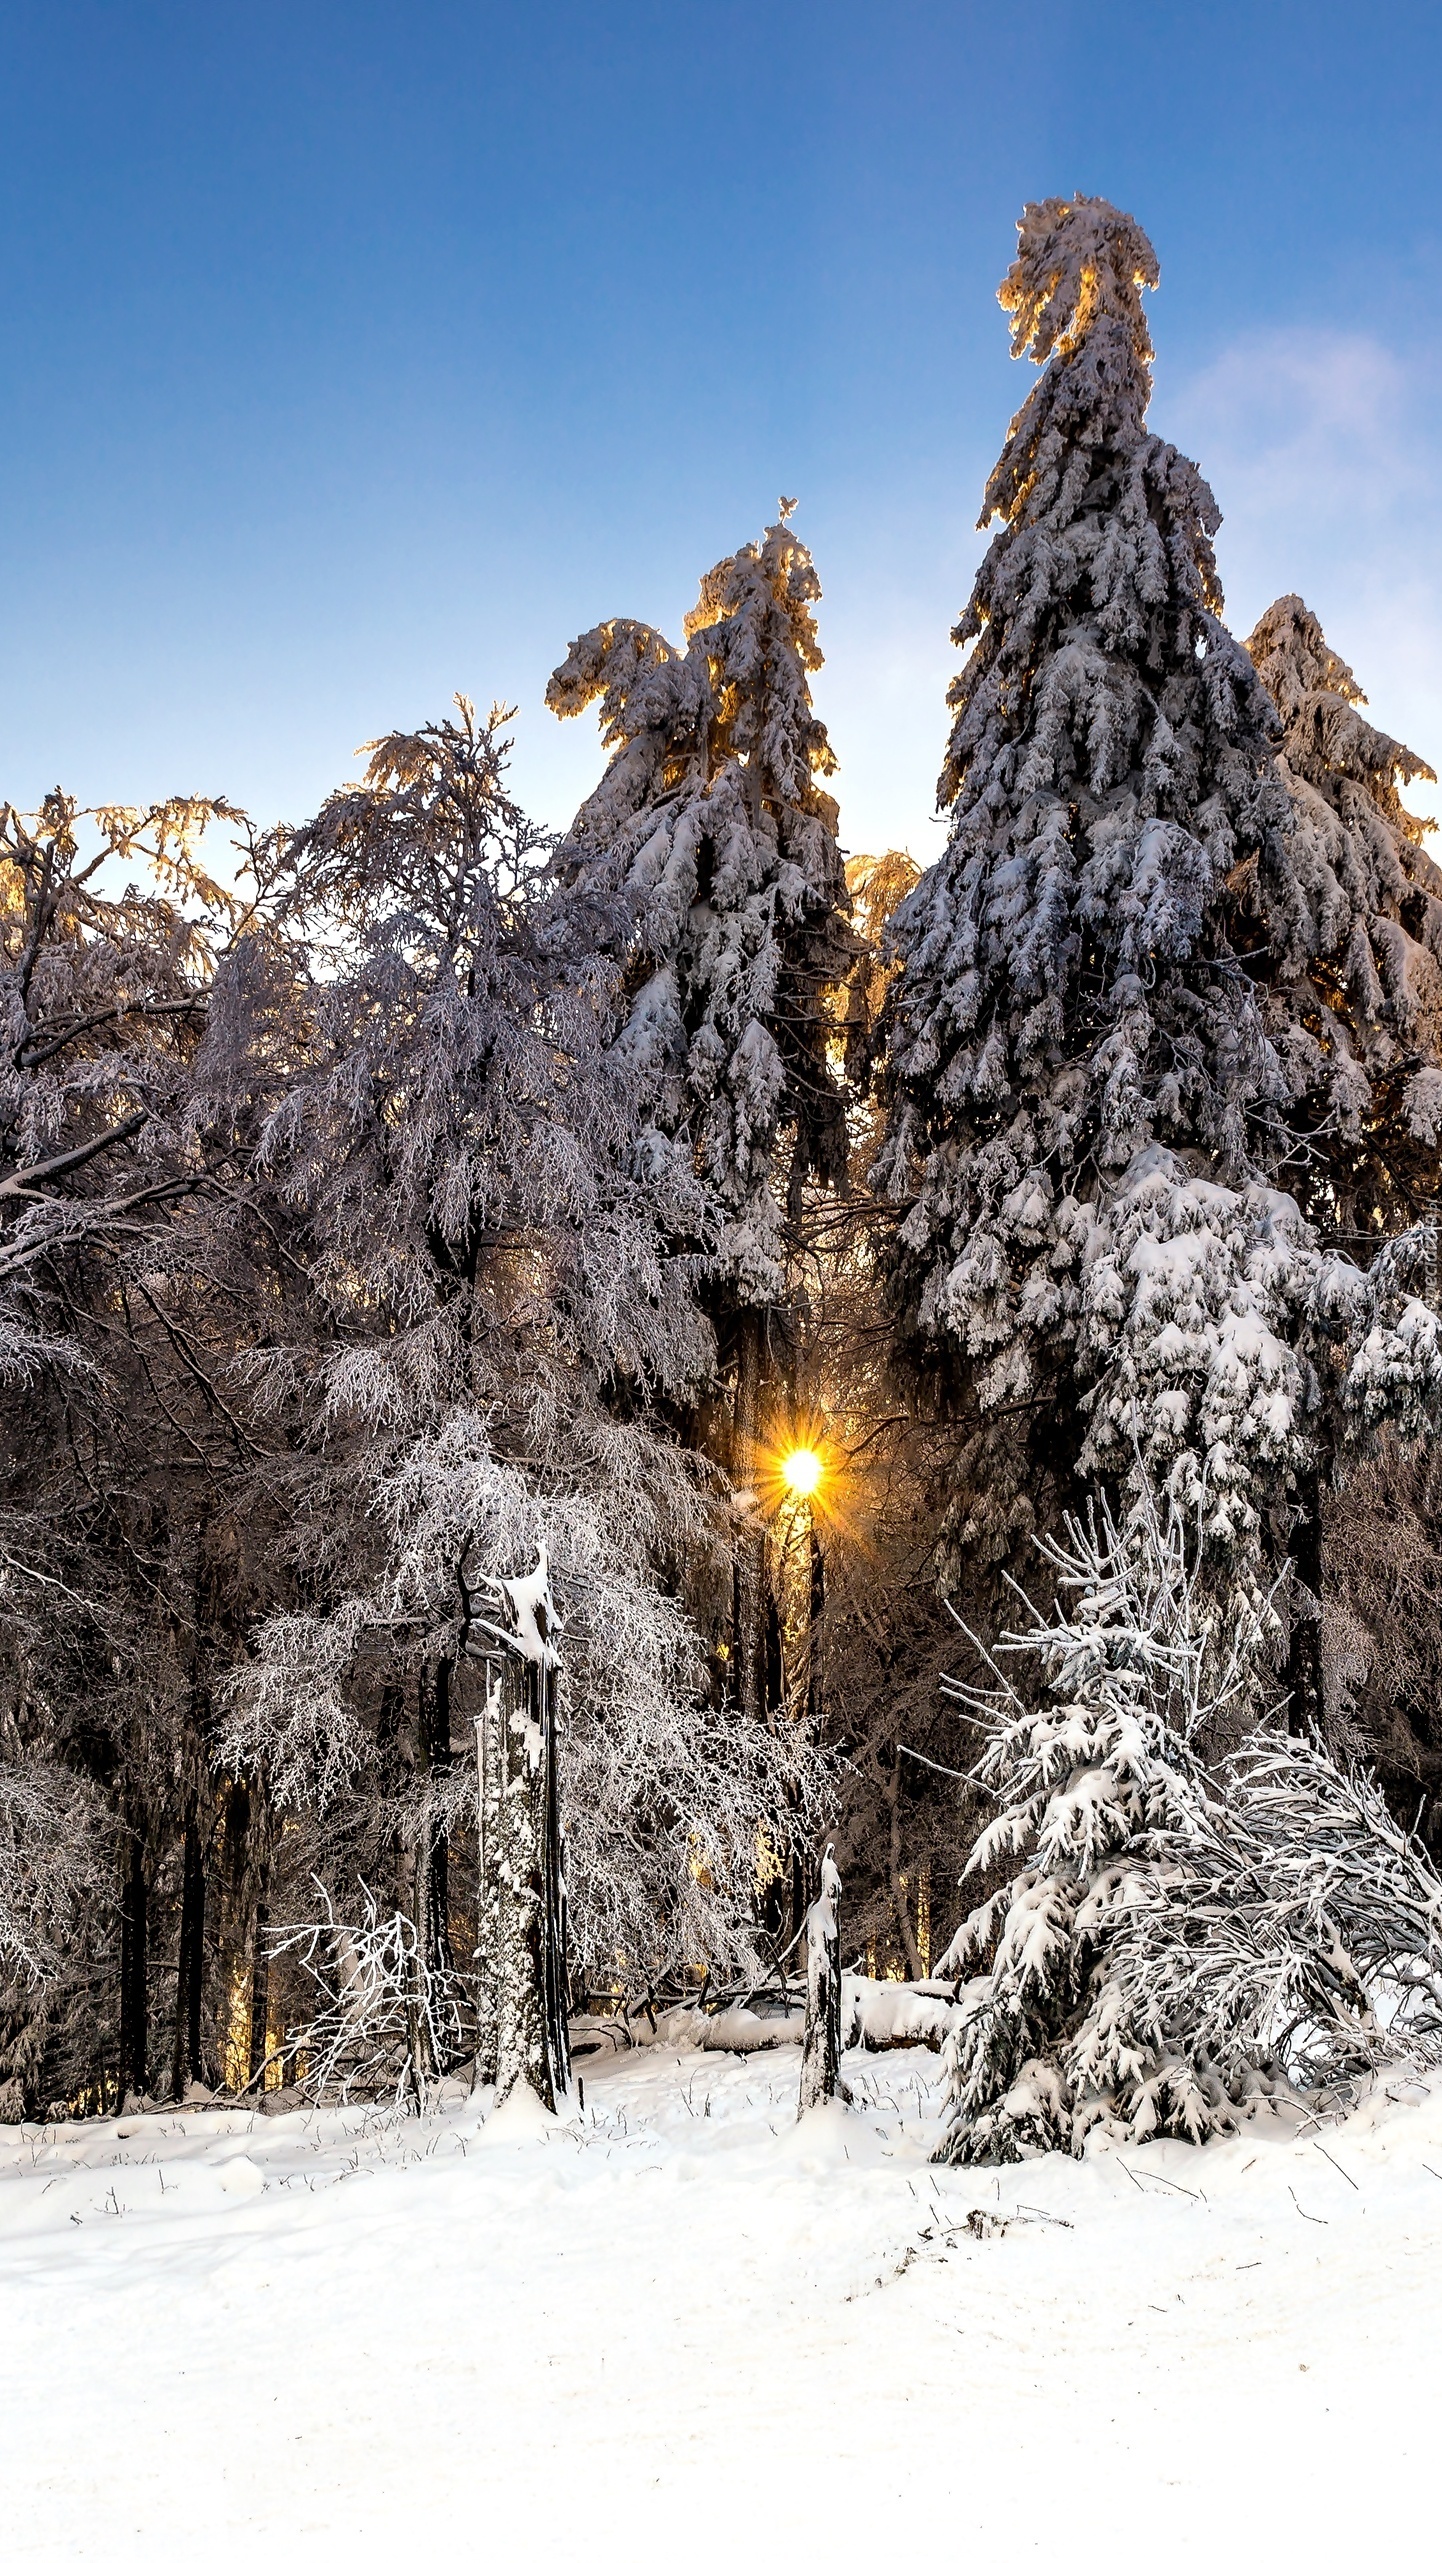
[3,1,1439,862]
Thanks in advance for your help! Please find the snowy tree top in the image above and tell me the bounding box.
[548,514,837,821]
[1247,594,1437,826]
[872,196,1384,1580]
[683,511,833,791]
[1246,594,1367,716]
[545,511,853,1306]
[1000,193,1160,370]
[1242,593,1442,1212]
[977,196,1173,538]
[545,618,689,759]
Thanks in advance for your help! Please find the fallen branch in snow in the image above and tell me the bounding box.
[844,1975,959,2051]
[645,1966,963,2058]
[654,2003,804,2054]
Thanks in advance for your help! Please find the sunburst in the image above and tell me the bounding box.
[779,1445,823,1498]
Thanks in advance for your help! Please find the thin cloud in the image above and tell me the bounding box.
[1165,327,1442,822]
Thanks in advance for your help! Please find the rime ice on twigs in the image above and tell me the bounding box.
[549,515,859,1733]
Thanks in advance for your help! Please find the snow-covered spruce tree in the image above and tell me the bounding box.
[876,197,1442,1642]
[548,512,856,1723]
[933,1496,1270,2162]
[1234,596,1442,1723]
[1058,1150,1442,1729]
[1244,594,1442,1238]
[877,196,1292,1572]
[547,509,854,1298]
[934,1495,1442,2162]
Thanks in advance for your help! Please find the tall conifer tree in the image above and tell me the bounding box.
[1244,593,1442,1238]
[1241,598,1442,1720]
[548,510,855,1720]
[877,198,1440,1617]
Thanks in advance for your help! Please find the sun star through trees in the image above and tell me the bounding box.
[780,1447,823,1499]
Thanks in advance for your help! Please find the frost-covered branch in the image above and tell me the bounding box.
[271,1879,467,2112]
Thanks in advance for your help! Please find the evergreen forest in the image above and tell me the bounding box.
[9,193,1442,2162]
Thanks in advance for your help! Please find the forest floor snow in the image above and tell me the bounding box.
[3,2039,1441,2559]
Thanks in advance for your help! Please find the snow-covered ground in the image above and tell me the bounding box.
[4,2041,1440,2559]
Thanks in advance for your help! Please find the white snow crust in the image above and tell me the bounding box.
[3,2044,1440,2557]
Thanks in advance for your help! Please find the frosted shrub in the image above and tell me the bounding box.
[272,1880,467,2112]
[1107,1728,1442,2090]
[934,1496,1264,2161]
[934,1494,1442,2163]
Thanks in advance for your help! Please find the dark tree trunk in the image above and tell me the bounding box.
[481,1557,569,2112]
[788,1527,828,1940]
[374,1673,406,1916]
[764,1588,784,1726]
[118,1831,149,2103]
[248,1898,271,2091]
[799,1847,845,2113]
[731,1304,770,1726]
[401,1657,456,2095]
[808,1526,826,1720]
[1287,1470,1325,1738]
[220,1770,274,2096]
[420,1657,453,1979]
[376,1677,405,1775]
[217,1777,250,2092]
[475,1659,503,2084]
[786,1847,808,1949]
[539,1646,568,2090]
[883,1742,924,1981]
[172,1804,206,2097]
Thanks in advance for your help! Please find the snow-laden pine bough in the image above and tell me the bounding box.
[1100,1730,1442,2091]
[931,1495,1442,2165]
[547,509,858,1735]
